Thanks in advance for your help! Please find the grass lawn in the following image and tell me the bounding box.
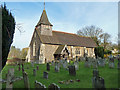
[1,60,118,88]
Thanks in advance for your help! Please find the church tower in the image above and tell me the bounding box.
[35,2,53,36]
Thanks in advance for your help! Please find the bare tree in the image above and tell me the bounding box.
[77,25,103,46]
[100,33,111,50]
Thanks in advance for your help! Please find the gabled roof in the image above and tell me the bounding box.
[36,10,53,26]
[54,45,65,54]
[36,29,97,48]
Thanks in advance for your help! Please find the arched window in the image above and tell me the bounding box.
[33,41,36,56]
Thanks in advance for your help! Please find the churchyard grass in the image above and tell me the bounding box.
[1,59,118,88]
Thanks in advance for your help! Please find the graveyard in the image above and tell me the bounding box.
[1,58,118,88]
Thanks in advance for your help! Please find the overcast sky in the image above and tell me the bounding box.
[2,2,118,49]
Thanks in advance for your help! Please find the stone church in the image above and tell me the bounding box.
[26,7,97,63]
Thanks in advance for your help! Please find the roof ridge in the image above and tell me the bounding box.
[52,30,91,38]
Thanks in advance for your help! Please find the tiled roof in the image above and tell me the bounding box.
[54,45,65,54]
[36,30,97,48]
[36,10,53,26]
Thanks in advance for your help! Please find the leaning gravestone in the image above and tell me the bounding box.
[48,83,60,90]
[23,72,30,89]
[35,80,46,88]
[6,68,14,89]
[33,69,36,76]
[43,72,48,79]
[68,65,76,76]
[47,63,50,71]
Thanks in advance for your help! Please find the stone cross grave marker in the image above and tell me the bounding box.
[74,61,79,70]
[23,71,30,89]
[43,72,48,79]
[48,83,60,90]
[55,62,60,72]
[6,68,14,89]
[68,65,76,76]
[33,69,36,76]
[47,63,50,71]
[35,80,46,88]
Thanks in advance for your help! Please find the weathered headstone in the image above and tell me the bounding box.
[109,58,115,68]
[31,62,34,67]
[35,80,46,88]
[43,72,48,79]
[98,58,105,67]
[92,76,105,89]
[48,83,60,90]
[68,65,76,76]
[92,59,98,69]
[47,63,50,71]
[55,62,60,72]
[23,72,30,89]
[84,57,91,68]
[6,68,14,89]
[33,69,36,76]
[74,61,79,70]
[51,61,54,66]
[93,69,99,78]
[63,60,68,69]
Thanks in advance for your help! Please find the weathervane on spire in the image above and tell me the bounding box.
[44,0,45,10]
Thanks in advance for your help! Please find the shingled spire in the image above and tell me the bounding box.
[36,8,53,26]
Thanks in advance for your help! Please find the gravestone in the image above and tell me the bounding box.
[55,62,60,72]
[74,61,79,70]
[35,80,46,88]
[31,62,34,67]
[36,65,39,70]
[51,61,54,66]
[93,69,99,78]
[63,60,68,69]
[43,72,48,79]
[109,58,115,68]
[84,57,91,68]
[68,65,76,76]
[48,83,60,90]
[92,59,98,69]
[33,69,36,76]
[47,63,50,71]
[98,58,105,67]
[6,68,14,89]
[92,76,105,89]
[23,72,30,89]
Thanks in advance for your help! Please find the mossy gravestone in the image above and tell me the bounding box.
[68,65,76,76]
[23,72,30,89]
[35,80,46,88]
